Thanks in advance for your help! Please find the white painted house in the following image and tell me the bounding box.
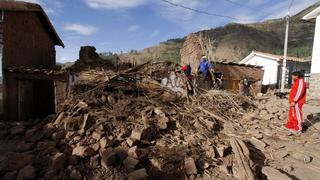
[239,51,311,87]
[303,6,320,103]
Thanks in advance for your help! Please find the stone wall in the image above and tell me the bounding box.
[308,73,320,105]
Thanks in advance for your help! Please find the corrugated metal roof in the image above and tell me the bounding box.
[252,51,309,63]
[0,1,64,47]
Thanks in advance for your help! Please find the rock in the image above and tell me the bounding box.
[282,165,293,173]
[10,125,26,135]
[275,151,289,159]
[37,141,56,151]
[128,168,148,180]
[154,108,169,130]
[50,153,66,170]
[68,155,78,166]
[100,148,117,168]
[131,129,142,141]
[91,143,100,152]
[259,110,268,117]
[249,137,267,151]
[99,137,108,148]
[184,157,197,175]
[0,152,34,171]
[25,129,45,142]
[70,168,82,180]
[52,130,66,140]
[114,147,128,162]
[123,157,139,172]
[205,146,216,159]
[128,146,139,159]
[72,146,95,157]
[3,171,17,180]
[150,158,162,170]
[92,131,103,141]
[90,155,100,167]
[15,142,34,153]
[262,166,291,180]
[127,138,138,147]
[217,145,230,157]
[291,152,312,163]
[307,114,314,120]
[17,165,36,180]
[219,165,232,174]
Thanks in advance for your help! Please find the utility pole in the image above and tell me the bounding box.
[281,14,290,93]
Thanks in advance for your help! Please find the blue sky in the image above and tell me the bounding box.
[21,0,319,63]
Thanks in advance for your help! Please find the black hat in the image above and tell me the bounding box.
[292,71,304,78]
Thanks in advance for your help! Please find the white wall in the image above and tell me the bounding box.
[243,56,279,85]
[311,16,320,74]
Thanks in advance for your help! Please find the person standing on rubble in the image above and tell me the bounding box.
[213,69,224,90]
[285,71,306,135]
[242,78,250,96]
[198,56,212,78]
[181,64,196,95]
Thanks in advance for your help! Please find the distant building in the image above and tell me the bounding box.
[303,6,320,104]
[0,1,67,121]
[239,51,311,88]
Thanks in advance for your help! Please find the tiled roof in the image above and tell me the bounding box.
[5,66,66,76]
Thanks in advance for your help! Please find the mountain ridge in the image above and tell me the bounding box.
[119,2,319,64]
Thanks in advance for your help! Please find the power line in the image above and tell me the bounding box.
[222,0,270,15]
[288,0,294,13]
[160,0,255,22]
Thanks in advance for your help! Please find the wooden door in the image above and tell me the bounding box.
[18,80,34,120]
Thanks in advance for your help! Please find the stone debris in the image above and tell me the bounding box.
[0,61,319,180]
[249,137,267,151]
[185,157,198,175]
[100,148,117,168]
[291,152,312,164]
[123,157,139,172]
[50,153,66,170]
[262,166,291,180]
[17,165,36,180]
[128,168,148,180]
[0,152,34,171]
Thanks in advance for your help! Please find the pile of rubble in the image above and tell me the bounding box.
[0,62,319,180]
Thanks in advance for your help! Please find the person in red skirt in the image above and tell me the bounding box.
[285,71,307,135]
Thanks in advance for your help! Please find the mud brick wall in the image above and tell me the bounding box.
[55,81,68,113]
[180,33,204,73]
[308,73,320,105]
[3,11,56,120]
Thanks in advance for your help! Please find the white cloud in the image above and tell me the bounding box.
[128,25,140,32]
[85,0,149,9]
[63,24,98,36]
[262,0,319,20]
[157,0,202,22]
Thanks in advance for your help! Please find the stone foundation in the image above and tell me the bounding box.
[308,73,320,105]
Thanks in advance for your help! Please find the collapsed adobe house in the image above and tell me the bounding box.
[0,1,67,121]
[181,33,264,92]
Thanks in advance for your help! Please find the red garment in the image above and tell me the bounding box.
[285,78,306,131]
[181,65,192,79]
